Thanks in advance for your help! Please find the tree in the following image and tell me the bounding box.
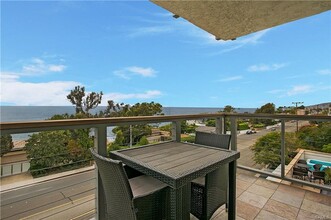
[138,136,149,146]
[181,121,197,134]
[25,131,70,176]
[252,103,276,126]
[108,130,125,152]
[205,105,236,130]
[297,122,331,151]
[48,113,94,162]
[67,86,103,115]
[251,132,301,169]
[205,119,216,127]
[222,105,236,113]
[0,134,14,156]
[109,102,163,146]
[322,144,331,153]
[27,108,94,177]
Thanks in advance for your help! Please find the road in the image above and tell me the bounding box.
[1,171,96,220]
[236,120,309,173]
[1,120,307,219]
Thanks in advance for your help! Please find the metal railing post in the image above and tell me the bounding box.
[172,121,181,142]
[223,116,227,134]
[94,125,108,220]
[281,120,286,178]
[215,117,223,134]
[230,117,237,151]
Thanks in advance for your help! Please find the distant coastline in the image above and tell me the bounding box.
[0,106,256,141]
[0,106,256,122]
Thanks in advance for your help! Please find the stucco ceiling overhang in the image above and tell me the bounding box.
[151,0,331,40]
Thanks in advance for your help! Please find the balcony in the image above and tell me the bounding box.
[1,113,330,219]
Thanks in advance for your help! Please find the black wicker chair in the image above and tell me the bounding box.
[297,159,307,164]
[293,166,308,180]
[90,148,170,220]
[312,171,325,184]
[313,164,322,171]
[190,131,231,220]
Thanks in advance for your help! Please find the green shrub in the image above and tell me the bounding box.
[238,122,249,130]
[252,123,265,128]
[181,136,195,143]
[322,143,331,153]
[138,136,149,146]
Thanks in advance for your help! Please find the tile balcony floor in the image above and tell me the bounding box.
[88,171,331,220]
[202,171,331,220]
[2,170,330,220]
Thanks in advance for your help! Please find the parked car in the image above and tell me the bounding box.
[246,130,257,134]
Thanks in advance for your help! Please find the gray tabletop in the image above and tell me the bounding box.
[110,141,240,189]
[110,141,240,220]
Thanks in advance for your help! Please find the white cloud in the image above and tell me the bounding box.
[317,69,331,75]
[114,66,157,79]
[129,26,174,37]
[127,15,269,54]
[17,57,67,75]
[247,63,288,72]
[217,75,243,82]
[201,29,270,54]
[126,66,156,77]
[0,73,79,105]
[48,65,66,72]
[0,71,162,106]
[267,89,285,94]
[287,85,313,96]
[114,70,131,80]
[102,90,162,104]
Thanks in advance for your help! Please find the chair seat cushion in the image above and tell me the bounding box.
[129,175,167,198]
[192,176,205,186]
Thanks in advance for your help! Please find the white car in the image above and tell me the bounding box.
[246,130,257,134]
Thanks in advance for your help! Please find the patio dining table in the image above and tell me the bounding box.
[110,141,240,220]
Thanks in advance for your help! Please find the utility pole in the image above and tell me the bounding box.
[292,101,304,132]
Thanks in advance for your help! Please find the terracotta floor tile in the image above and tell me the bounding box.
[238,191,268,209]
[236,200,260,220]
[263,199,299,219]
[277,184,306,198]
[255,210,287,220]
[246,184,276,199]
[237,179,253,191]
[254,178,279,190]
[236,187,245,198]
[237,174,257,184]
[304,190,331,206]
[296,209,328,220]
[271,190,304,208]
[301,198,331,218]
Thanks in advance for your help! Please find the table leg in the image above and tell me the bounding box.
[228,160,236,220]
[169,184,190,220]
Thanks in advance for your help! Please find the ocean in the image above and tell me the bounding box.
[1,106,255,140]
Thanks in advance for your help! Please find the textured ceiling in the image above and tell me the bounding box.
[151,0,331,40]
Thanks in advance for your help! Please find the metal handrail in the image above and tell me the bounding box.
[1,113,330,133]
[1,113,330,219]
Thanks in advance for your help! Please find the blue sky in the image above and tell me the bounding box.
[1,1,331,108]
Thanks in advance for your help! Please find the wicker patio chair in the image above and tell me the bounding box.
[191,131,231,220]
[297,159,307,164]
[313,164,322,171]
[293,166,308,181]
[90,148,170,220]
[312,171,325,184]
